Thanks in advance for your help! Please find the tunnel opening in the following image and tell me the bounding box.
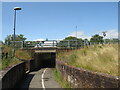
[34,52,56,69]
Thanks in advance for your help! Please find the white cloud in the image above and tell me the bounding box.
[32,30,118,42]
[68,29,118,41]
[68,31,91,40]
[105,30,118,39]
[97,29,118,39]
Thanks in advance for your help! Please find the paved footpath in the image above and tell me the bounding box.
[19,68,61,89]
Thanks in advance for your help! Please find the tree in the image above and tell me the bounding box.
[57,36,83,47]
[16,34,26,41]
[90,34,103,44]
[46,38,48,41]
[5,34,27,45]
[84,39,90,45]
[64,36,82,41]
[0,40,3,45]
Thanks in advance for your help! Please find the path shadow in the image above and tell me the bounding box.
[17,72,35,89]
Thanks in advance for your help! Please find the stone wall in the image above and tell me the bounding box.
[56,60,119,88]
[2,62,26,89]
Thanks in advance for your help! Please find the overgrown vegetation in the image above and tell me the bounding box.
[1,45,33,70]
[15,49,32,60]
[0,57,22,70]
[5,34,26,45]
[53,68,71,88]
[57,44,118,76]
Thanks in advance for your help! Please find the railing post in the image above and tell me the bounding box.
[53,40,54,47]
[76,40,77,49]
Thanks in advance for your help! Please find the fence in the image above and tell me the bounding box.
[7,39,119,49]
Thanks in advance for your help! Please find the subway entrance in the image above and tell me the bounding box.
[34,49,56,69]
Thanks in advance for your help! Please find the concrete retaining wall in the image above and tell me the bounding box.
[1,51,56,89]
[22,59,35,72]
[2,62,26,89]
[56,60,119,88]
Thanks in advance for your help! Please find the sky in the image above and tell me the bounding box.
[2,2,118,41]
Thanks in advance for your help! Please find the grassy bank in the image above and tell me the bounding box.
[15,49,33,60]
[57,44,118,76]
[0,57,22,70]
[53,68,71,88]
[1,45,33,70]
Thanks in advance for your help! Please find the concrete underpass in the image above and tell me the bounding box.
[18,48,60,88]
[34,52,56,69]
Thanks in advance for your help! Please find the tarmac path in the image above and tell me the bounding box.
[19,68,61,89]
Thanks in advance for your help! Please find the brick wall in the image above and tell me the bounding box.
[56,60,119,88]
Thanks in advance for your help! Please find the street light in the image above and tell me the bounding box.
[13,7,22,57]
[14,7,22,10]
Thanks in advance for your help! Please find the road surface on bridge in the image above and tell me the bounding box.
[19,68,61,89]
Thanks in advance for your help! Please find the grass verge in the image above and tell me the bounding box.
[57,44,118,76]
[0,57,22,70]
[1,45,33,70]
[53,68,71,88]
[15,49,33,60]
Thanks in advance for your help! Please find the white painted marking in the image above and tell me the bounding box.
[26,70,29,74]
[41,68,47,90]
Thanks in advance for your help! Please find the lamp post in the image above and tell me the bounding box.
[13,7,22,57]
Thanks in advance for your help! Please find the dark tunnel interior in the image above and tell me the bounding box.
[34,52,56,69]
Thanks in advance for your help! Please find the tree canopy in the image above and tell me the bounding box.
[57,36,83,47]
[5,34,27,45]
[63,36,82,41]
[90,34,103,43]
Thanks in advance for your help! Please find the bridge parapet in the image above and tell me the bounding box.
[34,47,56,53]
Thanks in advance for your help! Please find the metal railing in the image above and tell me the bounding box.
[6,39,119,49]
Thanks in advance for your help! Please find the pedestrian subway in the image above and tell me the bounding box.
[34,52,56,69]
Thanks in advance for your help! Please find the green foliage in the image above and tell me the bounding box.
[68,54,77,65]
[64,36,82,41]
[0,40,3,44]
[5,34,27,45]
[1,57,22,70]
[1,45,32,70]
[90,34,103,44]
[57,44,118,76]
[104,38,119,44]
[57,36,83,47]
[16,49,33,60]
[53,68,71,88]
[46,38,48,41]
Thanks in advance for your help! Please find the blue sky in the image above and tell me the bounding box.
[2,2,118,41]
